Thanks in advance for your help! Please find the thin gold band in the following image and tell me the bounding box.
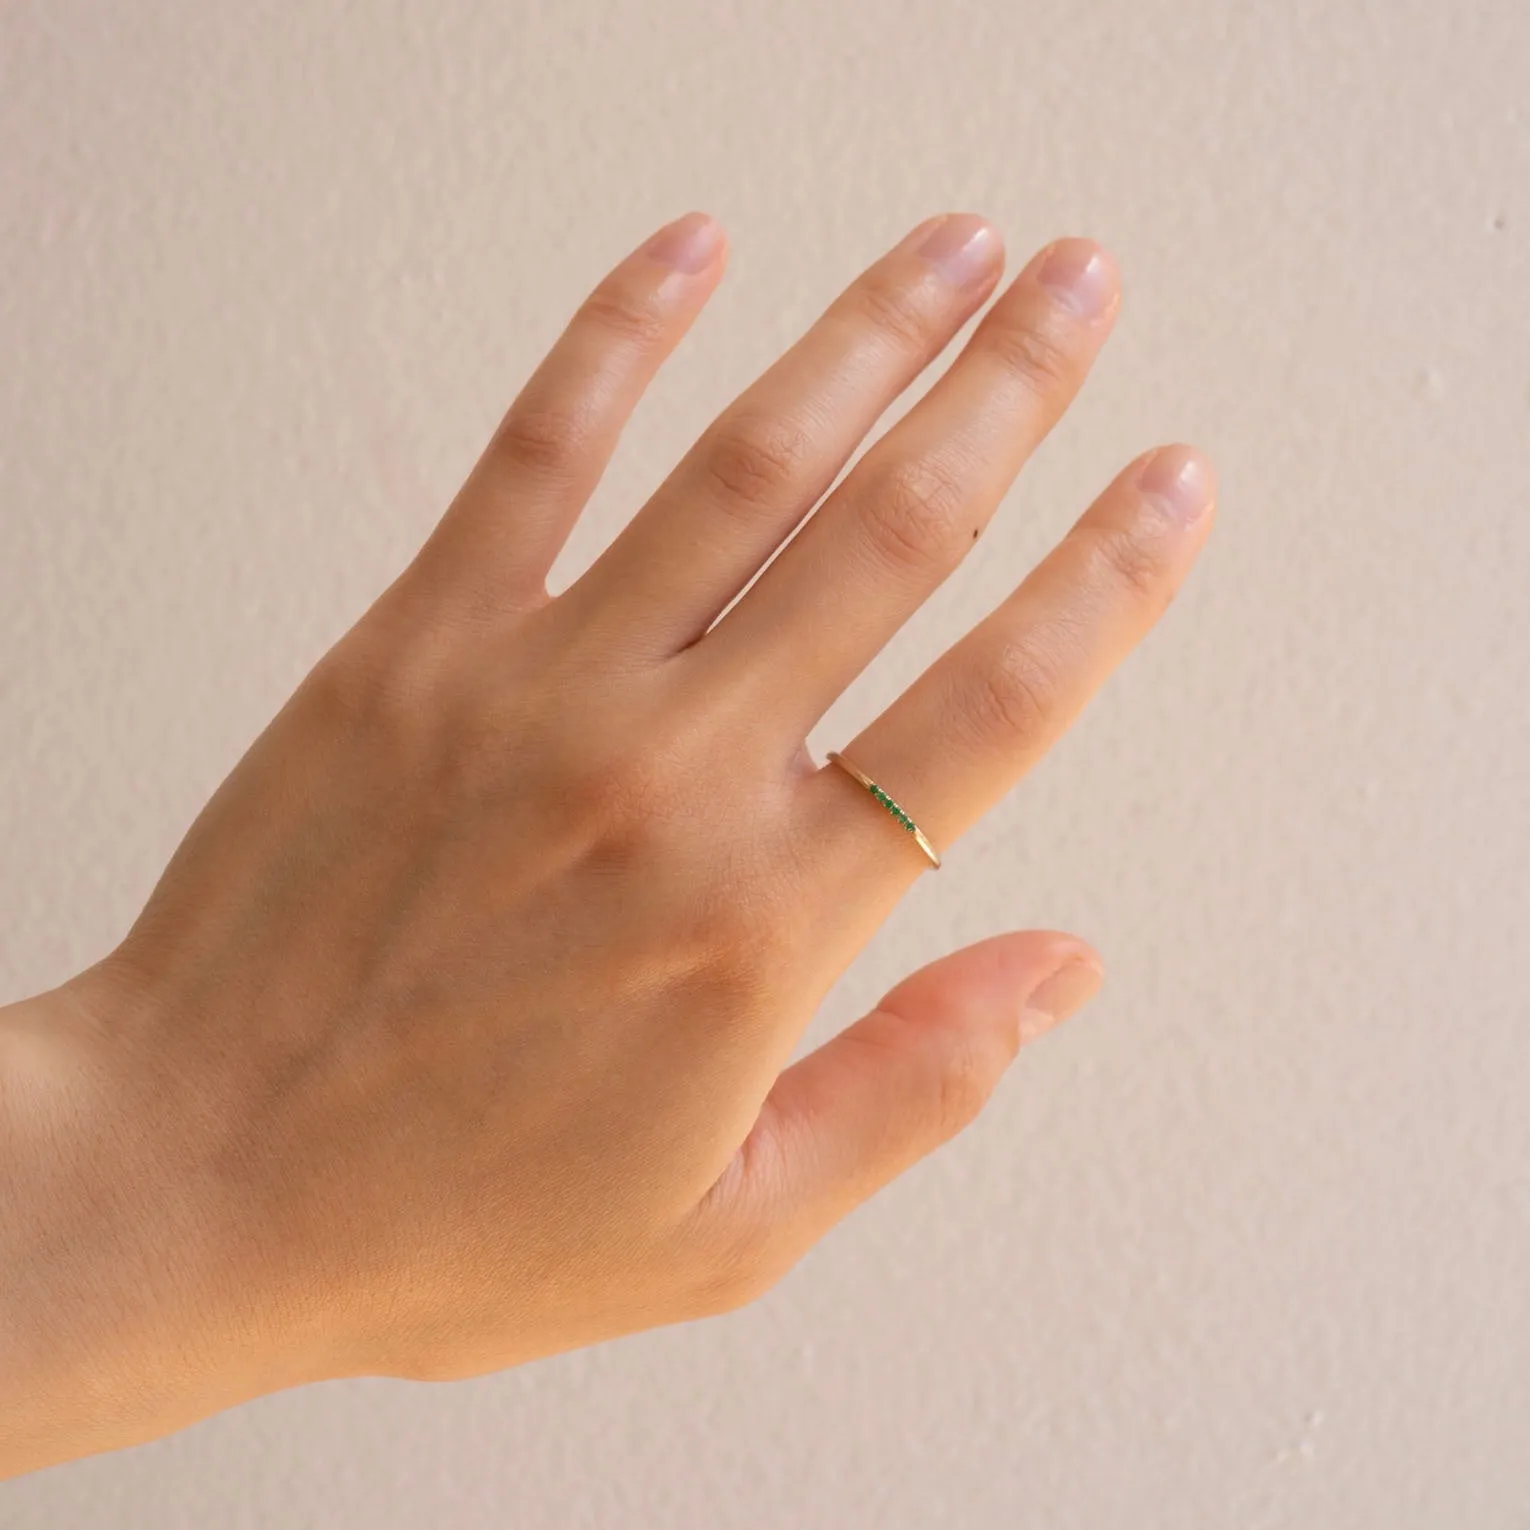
[826,751,942,870]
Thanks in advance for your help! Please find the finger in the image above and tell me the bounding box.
[806,443,1217,891]
[689,932,1102,1276]
[561,214,1006,654]
[411,211,729,618]
[699,238,1121,736]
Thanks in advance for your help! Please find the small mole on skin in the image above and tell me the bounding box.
[972,527,980,540]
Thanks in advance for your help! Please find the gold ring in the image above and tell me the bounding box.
[826,751,942,870]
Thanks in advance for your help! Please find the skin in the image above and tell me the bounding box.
[0,210,1216,1478]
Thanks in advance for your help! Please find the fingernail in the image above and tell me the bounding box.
[1018,957,1104,1045]
[644,211,723,273]
[1032,238,1117,319]
[1138,444,1217,525]
[913,213,1002,286]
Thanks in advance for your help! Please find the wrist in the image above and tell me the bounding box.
[0,968,339,1476]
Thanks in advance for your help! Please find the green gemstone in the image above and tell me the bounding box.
[863,780,920,835]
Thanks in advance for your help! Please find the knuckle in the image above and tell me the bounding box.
[578,281,670,348]
[695,890,782,972]
[963,638,1060,741]
[557,740,674,830]
[493,403,591,478]
[846,274,936,351]
[931,1031,1004,1139]
[299,630,432,743]
[851,1008,1003,1145]
[861,456,970,573]
[664,838,804,1000]
[539,699,714,853]
[1080,522,1172,607]
[985,318,1077,393]
[699,414,815,511]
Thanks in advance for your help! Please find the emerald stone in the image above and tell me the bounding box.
[861,779,920,837]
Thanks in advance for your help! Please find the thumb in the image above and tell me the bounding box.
[700,931,1103,1271]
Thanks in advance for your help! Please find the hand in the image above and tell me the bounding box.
[1,210,1215,1470]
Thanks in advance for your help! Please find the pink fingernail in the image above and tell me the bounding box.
[913,213,1002,286]
[1138,444,1217,524]
[1018,957,1104,1044]
[644,211,723,273]
[1032,238,1118,319]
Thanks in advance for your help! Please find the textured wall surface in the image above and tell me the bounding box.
[2,1,1528,1525]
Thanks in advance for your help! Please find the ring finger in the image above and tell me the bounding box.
[804,443,1218,897]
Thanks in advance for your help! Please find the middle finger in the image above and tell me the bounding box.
[562,213,1005,654]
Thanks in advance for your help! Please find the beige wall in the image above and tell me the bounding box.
[3,0,1527,1524]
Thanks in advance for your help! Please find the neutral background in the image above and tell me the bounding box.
[2,1,1527,1525]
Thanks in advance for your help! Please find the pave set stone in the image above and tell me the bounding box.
[867,783,918,835]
